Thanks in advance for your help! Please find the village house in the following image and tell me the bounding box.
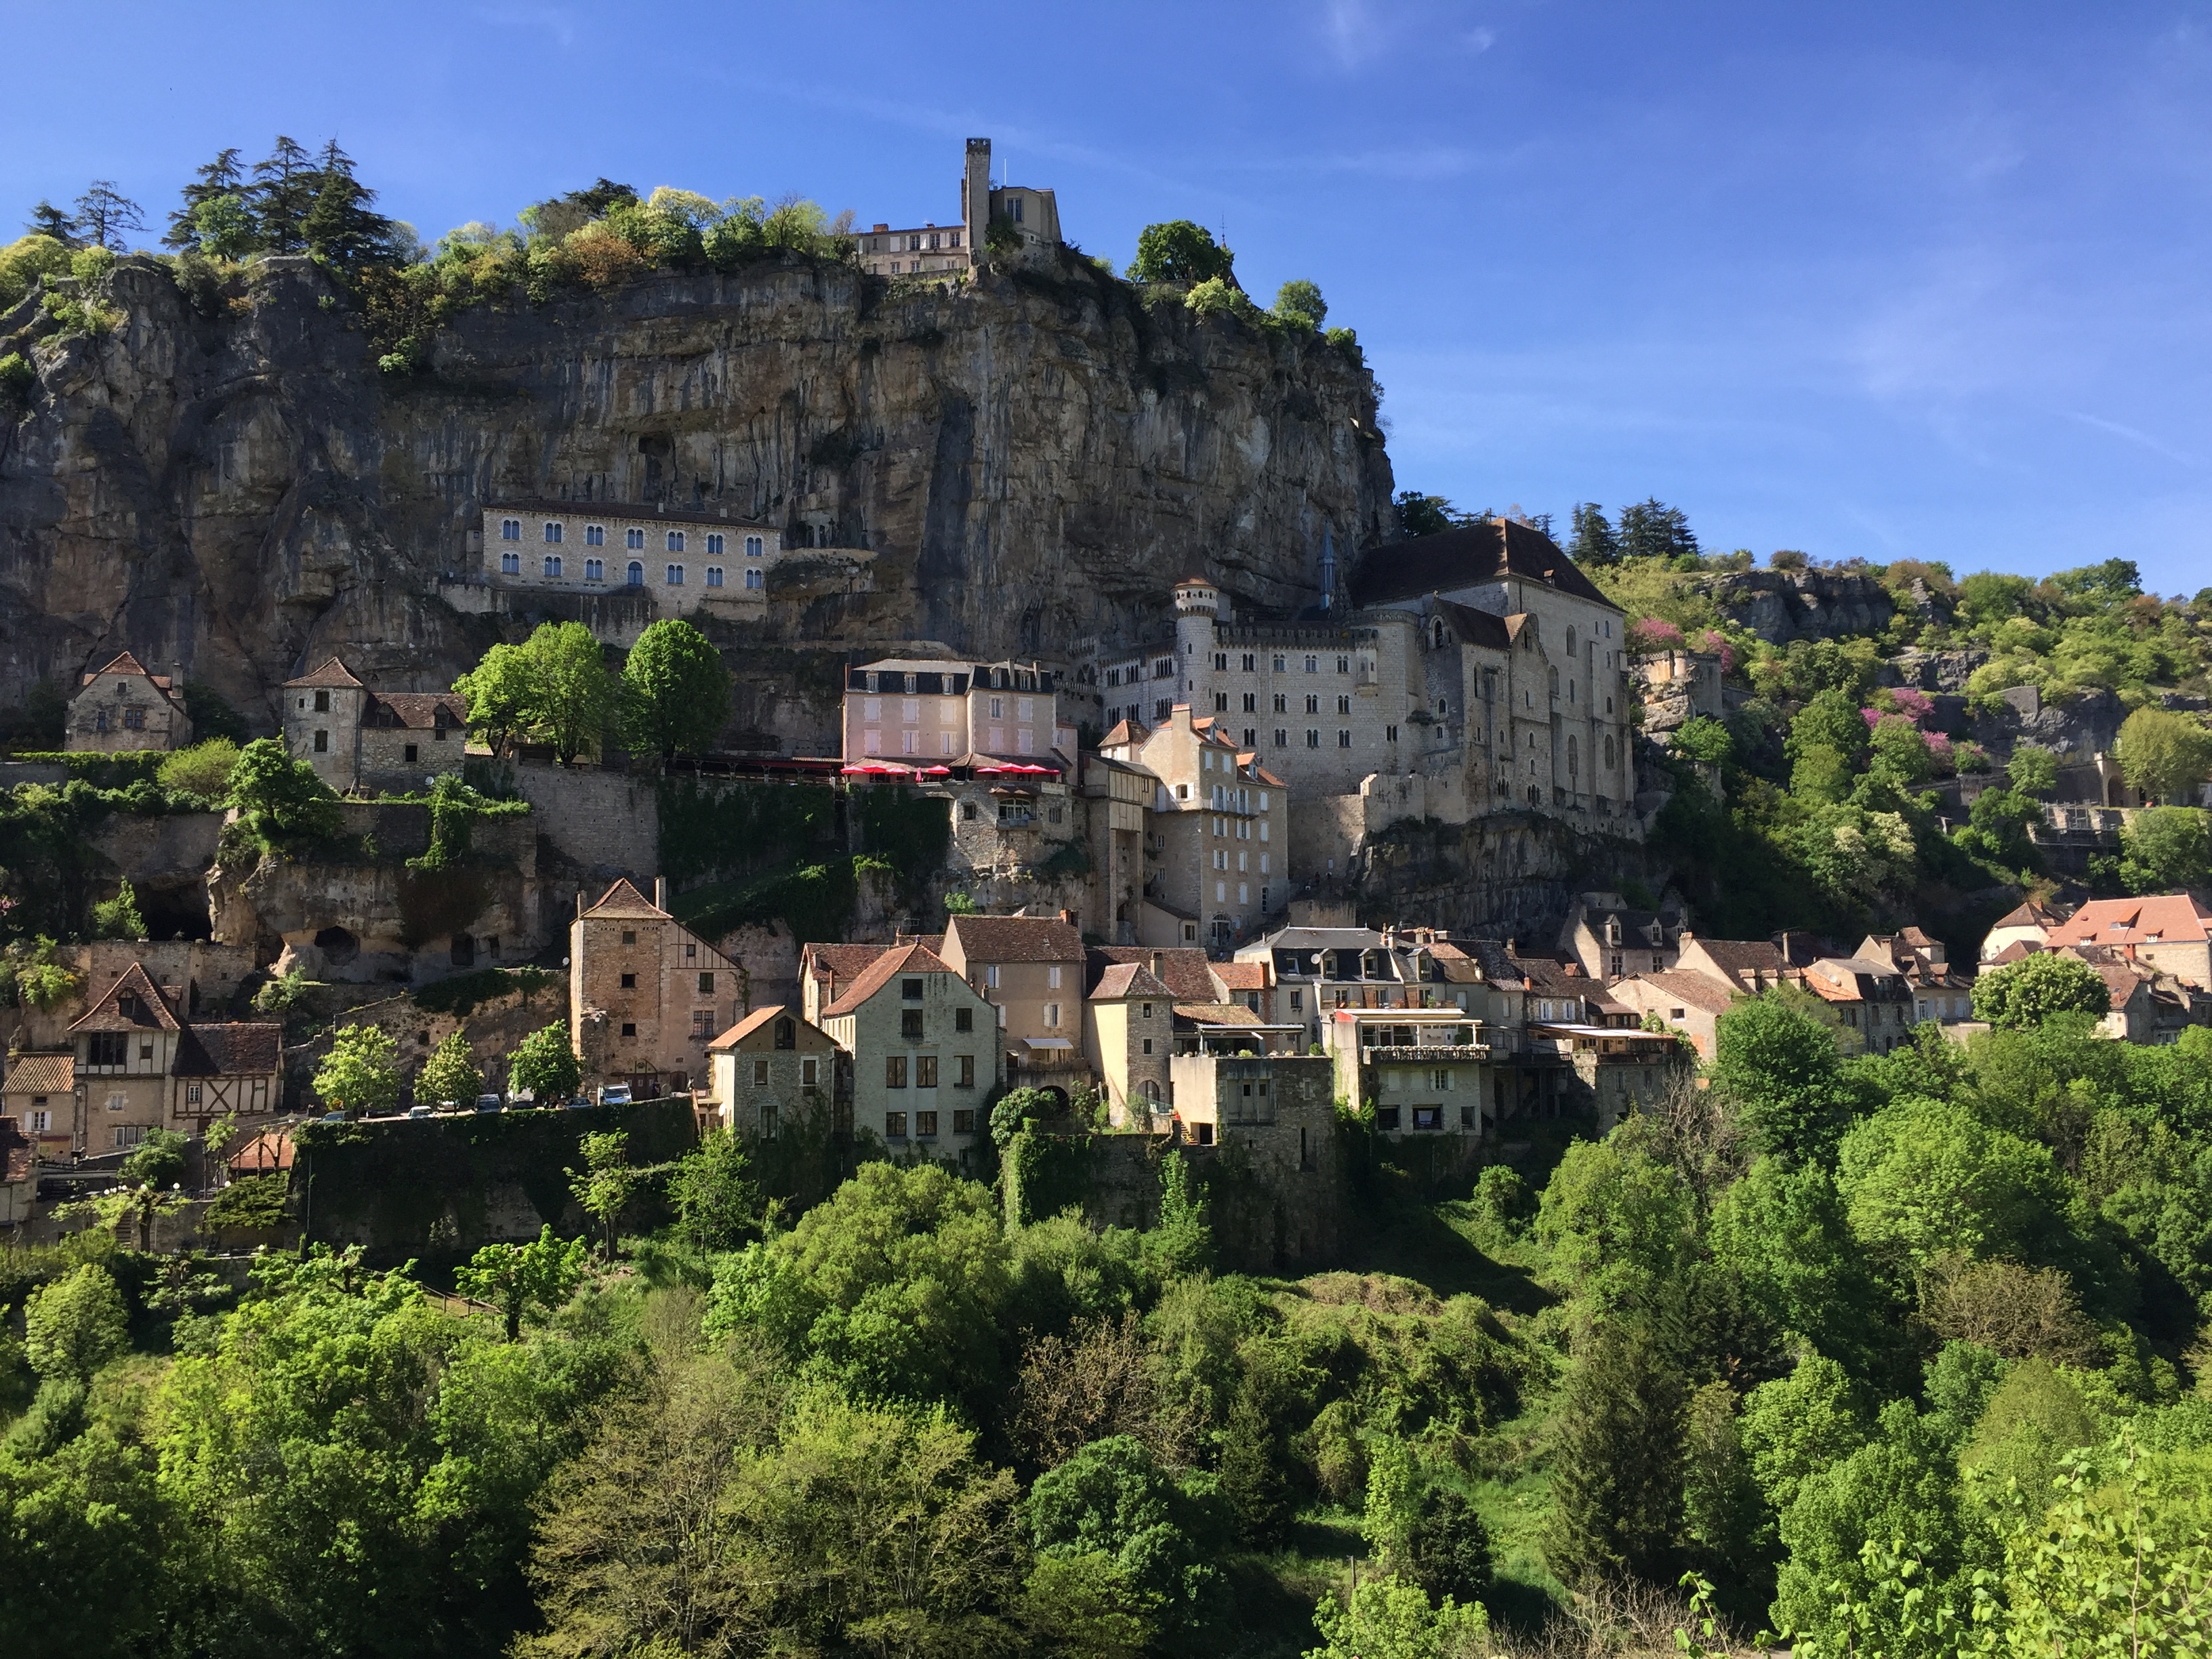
[842,656,1079,766]
[2041,895,2212,990]
[570,880,745,1099]
[815,941,998,1162]
[1980,899,2065,964]
[705,1006,841,1140]
[1096,707,1290,950]
[1559,893,1685,982]
[481,500,781,615]
[939,913,1089,1105]
[855,137,1061,277]
[1239,926,1413,1048]
[1324,1006,1496,1137]
[1609,970,1741,1061]
[281,658,468,794]
[1084,962,1175,1126]
[66,651,193,753]
[1856,928,1977,1024]
[2,1052,76,1159]
[60,962,281,1153]
[1801,956,1916,1055]
[1673,935,1798,997]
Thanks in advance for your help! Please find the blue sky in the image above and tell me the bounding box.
[10,1,2212,596]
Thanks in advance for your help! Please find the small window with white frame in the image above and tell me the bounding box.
[544,521,563,544]
[745,567,763,590]
[665,564,684,586]
[707,533,724,555]
[584,557,604,581]
[585,524,605,546]
[543,554,562,577]
[706,566,723,588]
[745,534,764,558]
[626,561,644,586]
[666,530,685,552]
[500,551,520,575]
[500,518,520,540]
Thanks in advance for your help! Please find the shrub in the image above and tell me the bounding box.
[23,1263,128,1380]
[156,737,241,800]
[90,879,146,940]
[119,1128,188,1191]
[1272,278,1326,330]
[0,233,73,308]
[1971,953,2110,1028]
[1130,220,1233,285]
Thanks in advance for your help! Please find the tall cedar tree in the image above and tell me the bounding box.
[250,137,318,253]
[26,200,80,245]
[1569,502,1620,566]
[1542,1317,1688,1587]
[73,182,145,252]
[1615,497,1700,562]
[163,149,245,250]
[302,140,396,271]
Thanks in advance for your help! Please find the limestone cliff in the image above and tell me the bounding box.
[0,249,1393,724]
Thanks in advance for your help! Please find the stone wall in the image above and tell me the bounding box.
[503,761,660,880]
[296,1097,698,1263]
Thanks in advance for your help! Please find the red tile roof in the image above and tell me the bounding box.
[1210,961,1269,992]
[1626,970,1740,1017]
[1092,963,1173,1000]
[367,692,466,730]
[582,878,669,920]
[3,1053,75,1094]
[68,963,182,1033]
[81,651,178,692]
[283,657,367,690]
[821,942,956,1019]
[945,914,1084,964]
[172,1023,283,1078]
[2047,895,2212,950]
[1088,947,1217,1002]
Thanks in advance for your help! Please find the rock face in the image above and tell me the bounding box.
[1703,567,1896,644]
[0,251,1393,726]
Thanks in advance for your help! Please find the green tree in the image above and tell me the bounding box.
[453,641,538,756]
[90,878,145,940]
[1971,951,2111,1028]
[2115,706,2212,804]
[455,1225,588,1340]
[1568,502,1620,566]
[2118,805,2211,893]
[1271,278,1326,329]
[24,201,79,245]
[1834,1094,2070,1269]
[417,1029,481,1106]
[1534,1133,1697,1305]
[1616,497,1700,562]
[567,1130,638,1261]
[22,1263,129,1380]
[2007,742,2060,797]
[1740,1353,1870,1517]
[1395,492,1472,538]
[704,1162,1013,1411]
[119,1125,189,1191]
[1680,1381,1768,1606]
[666,1128,761,1252]
[228,736,342,846]
[0,233,75,309]
[249,135,318,253]
[1542,1318,1687,1587]
[164,146,247,251]
[1711,989,1855,1162]
[526,621,616,764]
[509,1020,581,1102]
[1708,1157,1884,1372]
[1673,715,1735,767]
[156,737,241,798]
[1957,1355,2100,1515]
[0,1424,166,1654]
[1306,1575,1489,1659]
[1130,220,1233,284]
[1027,1434,1229,1646]
[314,1022,401,1117]
[301,139,397,271]
[1145,1147,1213,1279]
[619,619,731,762]
[991,1084,1057,1145]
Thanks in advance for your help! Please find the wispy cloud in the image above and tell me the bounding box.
[1322,0,1386,70]
[2067,411,2202,471]
[474,3,578,48]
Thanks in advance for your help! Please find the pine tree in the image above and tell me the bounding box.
[249,136,316,253]
[72,182,146,252]
[301,139,396,271]
[1542,1318,1687,1586]
[1217,1376,1291,1544]
[26,200,80,245]
[1615,497,1700,562]
[164,148,246,251]
[1568,502,1619,566]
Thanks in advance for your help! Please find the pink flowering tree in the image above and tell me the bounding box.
[1627,617,1685,654]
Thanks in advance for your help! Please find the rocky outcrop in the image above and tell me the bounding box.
[1702,567,1896,644]
[0,251,1393,728]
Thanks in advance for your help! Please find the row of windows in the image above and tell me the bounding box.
[499,554,762,590]
[499,520,765,557]
[863,229,964,253]
[884,1108,976,1139]
[884,1055,979,1088]
[1205,651,1356,674]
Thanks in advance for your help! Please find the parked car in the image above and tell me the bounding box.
[506,1088,536,1109]
[406,1105,434,1119]
[315,1111,346,1125]
[473,1093,503,1113]
[597,1085,632,1107]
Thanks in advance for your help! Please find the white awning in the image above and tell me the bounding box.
[1022,1036,1076,1050]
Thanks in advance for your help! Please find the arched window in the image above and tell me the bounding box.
[500,551,520,575]
[774,1018,795,1050]
[626,561,644,586]
[666,530,685,552]
[542,554,562,577]
[744,568,763,590]
[1604,733,1617,769]
[584,524,605,546]
[543,521,563,544]
[706,533,724,555]
[745,535,764,558]
[1565,626,1576,655]
[626,527,645,550]
[1568,735,1578,776]
[1432,619,1446,649]
[665,564,684,586]
[500,518,520,541]
[585,558,604,581]
[706,567,724,588]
